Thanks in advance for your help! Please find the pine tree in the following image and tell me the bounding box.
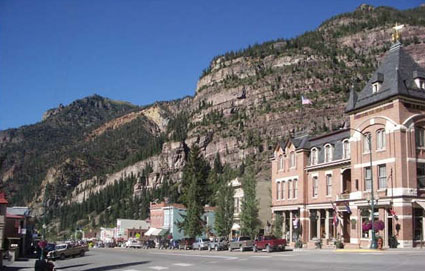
[240,167,260,239]
[179,145,210,238]
[214,179,234,237]
[272,213,283,238]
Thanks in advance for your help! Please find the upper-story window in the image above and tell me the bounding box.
[363,132,371,153]
[365,167,372,191]
[281,182,285,199]
[376,129,386,150]
[293,179,298,199]
[326,174,332,196]
[288,180,293,199]
[290,151,296,168]
[276,182,281,199]
[378,164,387,189]
[342,139,350,159]
[324,144,333,163]
[310,148,318,165]
[278,156,284,171]
[417,163,425,189]
[312,176,318,198]
[416,127,425,148]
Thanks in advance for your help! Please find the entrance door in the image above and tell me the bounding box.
[343,212,350,243]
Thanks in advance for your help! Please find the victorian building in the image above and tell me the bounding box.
[271,35,425,248]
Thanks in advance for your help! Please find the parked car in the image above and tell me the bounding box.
[159,239,170,249]
[254,236,286,253]
[142,240,156,249]
[47,243,89,260]
[208,237,228,251]
[125,239,142,249]
[193,238,210,250]
[169,239,180,250]
[179,238,195,250]
[228,236,254,252]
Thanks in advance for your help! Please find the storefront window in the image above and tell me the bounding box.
[413,208,424,240]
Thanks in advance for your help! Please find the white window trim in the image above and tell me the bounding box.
[326,174,332,197]
[342,139,350,159]
[310,147,318,165]
[324,144,333,163]
[376,129,386,151]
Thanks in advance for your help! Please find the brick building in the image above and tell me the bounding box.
[271,38,425,248]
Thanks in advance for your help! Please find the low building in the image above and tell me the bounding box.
[116,218,149,240]
[4,207,33,258]
[0,193,8,269]
[147,202,215,240]
[99,227,116,243]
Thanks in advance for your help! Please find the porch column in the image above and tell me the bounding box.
[289,211,293,243]
[317,210,321,239]
[325,209,330,240]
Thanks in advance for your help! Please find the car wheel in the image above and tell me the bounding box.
[266,245,271,253]
[281,246,285,252]
[60,254,66,260]
[253,246,258,252]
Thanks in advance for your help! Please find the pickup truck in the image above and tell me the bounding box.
[228,236,254,252]
[47,243,89,260]
[254,236,286,253]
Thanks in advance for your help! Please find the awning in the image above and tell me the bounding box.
[231,223,240,231]
[145,228,159,236]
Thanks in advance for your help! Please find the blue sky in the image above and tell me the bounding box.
[0,0,421,130]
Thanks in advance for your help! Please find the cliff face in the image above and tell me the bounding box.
[2,5,425,229]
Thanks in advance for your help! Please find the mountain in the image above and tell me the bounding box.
[2,4,425,236]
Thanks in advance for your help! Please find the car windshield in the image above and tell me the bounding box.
[202,239,209,242]
[56,244,67,250]
[239,237,250,241]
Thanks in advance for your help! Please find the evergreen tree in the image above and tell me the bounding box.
[214,179,234,237]
[272,213,283,238]
[179,145,210,238]
[240,167,260,239]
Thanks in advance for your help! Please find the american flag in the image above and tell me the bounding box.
[301,95,313,105]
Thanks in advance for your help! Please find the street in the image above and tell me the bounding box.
[5,248,425,271]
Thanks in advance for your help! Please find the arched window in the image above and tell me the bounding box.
[290,151,296,168]
[376,129,386,150]
[416,127,425,148]
[276,182,280,200]
[311,148,318,165]
[324,144,333,163]
[342,139,350,159]
[278,155,284,171]
[288,180,293,199]
[363,132,371,153]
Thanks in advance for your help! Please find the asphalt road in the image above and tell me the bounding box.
[5,247,425,271]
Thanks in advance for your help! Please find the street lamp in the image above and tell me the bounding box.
[349,128,377,249]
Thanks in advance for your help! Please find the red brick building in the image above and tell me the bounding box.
[271,38,425,248]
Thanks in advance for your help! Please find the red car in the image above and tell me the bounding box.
[254,236,286,253]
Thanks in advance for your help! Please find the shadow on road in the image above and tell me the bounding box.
[56,263,90,270]
[82,261,150,271]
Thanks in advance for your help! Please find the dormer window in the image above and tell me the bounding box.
[372,82,382,93]
[310,148,318,165]
[342,139,350,159]
[371,72,384,93]
[324,144,333,163]
[413,71,425,90]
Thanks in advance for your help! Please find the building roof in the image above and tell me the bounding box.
[6,207,31,217]
[346,42,425,113]
[117,219,149,230]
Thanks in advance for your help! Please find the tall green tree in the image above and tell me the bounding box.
[272,213,283,238]
[240,167,260,239]
[179,145,211,238]
[214,179,234,237]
